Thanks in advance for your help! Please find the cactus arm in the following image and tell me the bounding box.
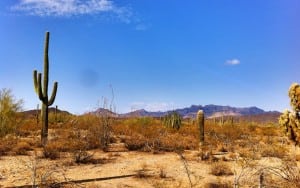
[37,73,45,102]
[48,82,58,106]
[34,70,44,101]
[33,70,38,93]
[43,32,50,96]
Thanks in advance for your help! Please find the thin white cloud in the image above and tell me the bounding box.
[11,0,132,22]
[130,102,175,112]
[225,58,240,66]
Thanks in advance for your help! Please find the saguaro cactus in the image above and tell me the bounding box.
[33,32,58,146]
[279,83,300,145]
[197,110,204,146]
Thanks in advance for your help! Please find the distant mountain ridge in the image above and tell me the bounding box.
[22,107,71,117]
[22,104,280,120]
[119,104,278,119]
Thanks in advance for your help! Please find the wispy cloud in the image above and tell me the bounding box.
[225,58,240,66]
[130,102,175,112]
[11,0,132,22]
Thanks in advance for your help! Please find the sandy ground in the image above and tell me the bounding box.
[0,143,300,188]
[0,148,227,188]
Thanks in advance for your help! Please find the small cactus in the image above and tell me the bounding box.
[33,31,58,146]
[197,110,204,146]
[279,83,300,145]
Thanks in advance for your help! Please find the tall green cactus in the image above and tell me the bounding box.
[197,110,204,146]
[279,83,300,145]
[33,31,58,146]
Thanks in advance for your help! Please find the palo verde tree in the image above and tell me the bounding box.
[279,83,300,145]
[0,88,23,137]
[33,31,58,146]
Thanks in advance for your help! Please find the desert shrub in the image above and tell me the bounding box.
[265,160,300,188]
[210,162,233,176]
[43,142,61,159]
[135,163,151,178]
[120,122,198,152]
[260,145,287,158]
[85,121,111,150]
[48,111,73,126]
[16,118,40,135]
[259,126,281,137]
[124,133,146,151]
[197,147,212,161]
[159,167,167,178]
[0,88,23,137]
[0,136,17,155]
[71,112,114,150]
[125,117,155,127]
[204,182,232,188]
[70,114,99,130]
[13,141,32,155]
[160,133,197,151]
[114,115,285,155]
[73,150,94,164]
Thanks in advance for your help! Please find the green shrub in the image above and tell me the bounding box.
[0,88,23,137]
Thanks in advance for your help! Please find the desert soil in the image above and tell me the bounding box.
[0,143,300,188]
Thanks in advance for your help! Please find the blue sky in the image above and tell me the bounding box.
[0,0,299,114]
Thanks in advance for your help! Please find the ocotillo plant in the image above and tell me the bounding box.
[33,32,58,146]
[197,110,204,146]
[279,83,300,144]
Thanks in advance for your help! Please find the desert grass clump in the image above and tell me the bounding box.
[0,136,18,156]
[73,150,94,164]
[260,145,287,158]
[210,162,233,176]
[13,141,32,155]
[43,142,60,160]
[124,133,147,151]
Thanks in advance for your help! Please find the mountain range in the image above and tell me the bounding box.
[22,104,280,120]
[93,104,280,119]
